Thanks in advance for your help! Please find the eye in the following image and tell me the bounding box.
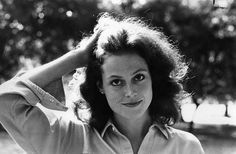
[134,74,145,81]
[110,79,123,86]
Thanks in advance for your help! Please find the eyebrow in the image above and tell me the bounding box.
[132,68,148,75]
[108,68,148,79]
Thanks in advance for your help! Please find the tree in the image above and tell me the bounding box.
[1,0,236,131]
[0,0,101,81]
[102,0,236,130]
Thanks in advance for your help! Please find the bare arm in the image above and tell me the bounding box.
[0,30,100,154]
[21,30,100,88]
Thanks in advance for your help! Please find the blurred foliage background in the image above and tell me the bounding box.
[0,0,236,122]
[1,1,236,153]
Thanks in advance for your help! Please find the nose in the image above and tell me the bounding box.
[124,84,137,98]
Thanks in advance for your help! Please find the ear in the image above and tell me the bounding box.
[96,81,104,94]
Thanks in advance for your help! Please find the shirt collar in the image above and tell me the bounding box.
[150,121,170,139]
[100,119,170,139]
[101,119,115,137]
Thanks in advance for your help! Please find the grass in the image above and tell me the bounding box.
[174,123,236,154]
[199,134,236,154]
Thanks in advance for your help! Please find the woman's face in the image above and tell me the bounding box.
[101,51,153,121]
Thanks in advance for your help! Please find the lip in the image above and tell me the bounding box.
[122,100,143,107]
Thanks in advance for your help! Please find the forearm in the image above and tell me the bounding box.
[21,49,86,88]
[20,27,101,88]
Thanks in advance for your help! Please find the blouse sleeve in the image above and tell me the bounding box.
[0,73,85,154]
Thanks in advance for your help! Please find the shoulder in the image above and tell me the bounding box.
[59,110,90,131]
[58,112,91,145]
[166,126,204,153]
[169,127,199,141]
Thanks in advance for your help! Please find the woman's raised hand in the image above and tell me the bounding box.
[70,29,102,67]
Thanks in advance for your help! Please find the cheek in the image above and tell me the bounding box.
[104,90,124,113]
[105,88,123,104]
[140,81,153,100]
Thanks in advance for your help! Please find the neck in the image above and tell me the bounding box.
[113,113,152,141]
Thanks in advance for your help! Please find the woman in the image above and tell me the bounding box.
[0,13,204,154]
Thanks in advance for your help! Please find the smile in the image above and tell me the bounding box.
[122,100,142,107]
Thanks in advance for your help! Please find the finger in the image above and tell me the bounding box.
[88,29,102,46]
[84,30,102,52]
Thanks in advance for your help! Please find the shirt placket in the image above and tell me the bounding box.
[137,128,154,154]
[111,126,134,154]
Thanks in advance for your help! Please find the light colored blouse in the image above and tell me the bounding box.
[0,74,205,154]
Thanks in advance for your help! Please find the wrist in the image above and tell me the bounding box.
[68,48,88,68]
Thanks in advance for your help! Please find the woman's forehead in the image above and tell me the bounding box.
[101,52,149,77]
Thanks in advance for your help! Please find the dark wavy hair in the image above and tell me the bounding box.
[73,13,188,132]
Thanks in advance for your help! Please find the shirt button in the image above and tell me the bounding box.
[50,99,54,102]
[112,126,117,132]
